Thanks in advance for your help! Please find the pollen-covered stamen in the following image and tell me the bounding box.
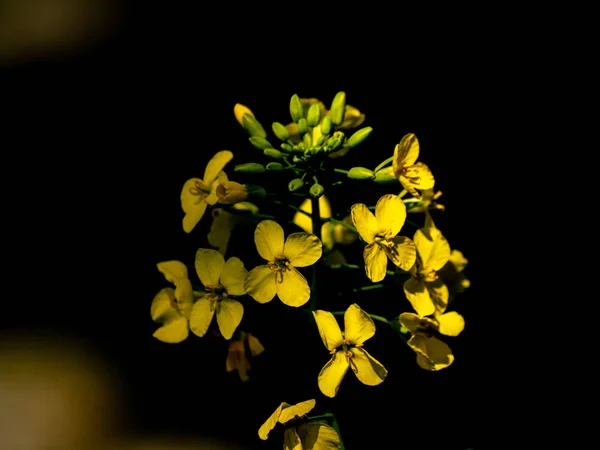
[268,256,291,284]
[205,285,228,302]
[189,179,211,197]
[422,270,439,282]
[337,339,359,373]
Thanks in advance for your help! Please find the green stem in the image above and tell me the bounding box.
[330,414,346,450]
[309,195,321,311]
[328,264,361,270]
[373,156,394,172]
[305,413,334,421]
[333,168,349,175]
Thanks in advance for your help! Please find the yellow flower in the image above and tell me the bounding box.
[245,220,322,307]
[258,399,341,450]
[403,221,451,317]
[351,194,417,282]
[313,304,387,398]
[225,331,264,382]
[392,133,435,199]
[399,310,465,371]
[406,189,445,213]
[188,248,248,340]
[151,261,195,343]
[215,172,248,204]
[439,249,471,300]
[180,150,233,233]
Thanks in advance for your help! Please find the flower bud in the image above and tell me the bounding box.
[290,94,304,122]
[266,162,285,171]
[345,126,373,148]
[307,103,321,127]
[264,148,283,159]
[249,136,274,150]
[373,166,397,184]
[242,114,267,138]
[271,122,290,141]
[288,178,304,191]
[234,103,254,126]
[234,163,266,173]
[321,116,332,135]
[298,118,308,135]
[329,91,346,126]
[309,183,325,198]
[348,167,375,180]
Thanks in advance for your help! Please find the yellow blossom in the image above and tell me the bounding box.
[392,133,435,199]
[233,103,255,126]
[439,249,471,300]
[215,172,248,204]
[403,220,451,317]
[180,150,233,233]
[151,261,195,343]
[399,310,465,371]
[313,304,387,398]
[225,331,264,382]
[245,220,322,307]
[406,189,445,213]
[351,194,416,282]
[188,249,248,340]
[258,399,341,450]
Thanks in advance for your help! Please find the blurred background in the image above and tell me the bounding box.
[1,1,496,449]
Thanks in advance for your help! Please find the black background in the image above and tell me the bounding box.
[1,3,501,449]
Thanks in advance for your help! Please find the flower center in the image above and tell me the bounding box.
[205,284,228,303]
[189,180,211,197]
[268,256,290,283]
[331,338,363,373]
[421,270,438,282]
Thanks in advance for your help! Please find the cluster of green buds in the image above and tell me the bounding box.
[233,92,373,198]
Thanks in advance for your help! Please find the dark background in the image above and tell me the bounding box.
[1,2,500,449]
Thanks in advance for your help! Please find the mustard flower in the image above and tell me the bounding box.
[393,133,435,199]
[225,331,264,382]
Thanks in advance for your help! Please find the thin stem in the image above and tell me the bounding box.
[333,168,349,174]
[305,413,334,421]
[328,264,361,270]
[373,155,394,172]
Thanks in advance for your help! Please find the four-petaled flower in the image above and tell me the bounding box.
[245,220,322,307]
[189,248,248,340]
[393,133,435,199]
[351,194,417,282]
[258,399,341,450]
[313,304,388,398]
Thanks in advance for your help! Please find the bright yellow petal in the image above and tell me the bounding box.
[297,423,341,450]
[203,150,233,184]
[234,103,254,126]
[392,133,419,174]
[343,303,375,345]
[284,233,323,267]
[216,299,244,340]
[449,249,468,273]
[220,257,248,295]
[258,402,288,440]
[398,312,421,332]
[374,194,406,238]
[428,279,449,314]
[157,261,189,284]
[414,227,450,273]
[195,248,225,287]
[152,316,189,344]
[318,351,349,398]
[279,399,316,424]
[255,220,285,261]
[182,200,207,233]
[313,310,344,351]
[283,427,302,450]
[363,242,388,282]
[409,334,454,371]
[403,278,435,317]
[180,178,205,214]
[174,279,194,318]
[381,236,417,271]
[277,268,310,307]
[245,265,277,303]
[207,208,233,255]
[435,311,464,336]
[350,347,387,386]
[188,297,216,337]
[402,162,435,191]
[151,288,177,322]
[350,203,377,243]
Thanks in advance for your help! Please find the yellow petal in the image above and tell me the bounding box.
[277,268,310,307]
[374,194,406,238]
[226,338,250,382]
[435,311,464,336]
[174,279,194,318]
[339,104,365,129]
[392,133,419,173]
[182,200,207,233]
[220,257,248,295]
[403,278,435,317]
[297,423,341,450]
[363,242,388,282]
[350,347,387,386]
[258,402,288,440]
[428,279,450,314]
[152,316,189,344]
[449,249,468,273]
[284,233,323,267]
[255,220,285,261]
[292,197,333,234]
[247,333,265,356]
[279,399,316,424]
[343,303,375,345]
[245,265,277,303]
[321,222,335,251]
[409,334,454,371]
[195,248,225,287]
[381,236,417,271]
[157,261,189,283]
[283,427,302,450]
[151,288,177,322]
[189,297,216,337]
[401,162,435,191]
[398,312,421,332]
[414,227,450,272]
[180,178,205,214]
[318,351,349,398]
[207,208,233,255]
[203,150,233,184]
[313,310,344,351]
[350,203,377,243]
[234,103,254,126]
[216,299,244,340]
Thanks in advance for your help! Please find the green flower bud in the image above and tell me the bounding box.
[280,143,293,152]
[242,114,267,138]
[234,163,266,173]
[373,166,397,184]
[244,184,267,198]
[307,103,321,127]
[249,136,274,150]
[321,116,332,135]
[303,133,312,151]
[329,91,346,126]
[316,135,325,146]
[272,122,290,141]
[290,94,304,122]
[266,162,285,171]
[347,167,375,180]
[298,118,308,135]
[288,178,304,192]
[264,148,283,159]
[309,183,325,198]
[345,126,373,148]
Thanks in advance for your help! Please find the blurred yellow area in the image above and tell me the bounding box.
[0,331,249,450]
[0,0,121,64]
